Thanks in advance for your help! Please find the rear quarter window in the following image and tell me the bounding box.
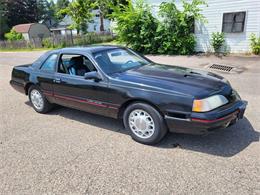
[40,54,58,72]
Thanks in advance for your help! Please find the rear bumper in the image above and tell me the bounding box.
[10,80,25,94]
[165,100,247,134]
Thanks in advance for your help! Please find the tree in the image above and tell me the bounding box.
[36,0,53,21]
[94,0,129,32]
[2,0,51,27]
[155,0,207,54]
[95,0,109,32]
[110,0,159,53]
[55,0,70,20]
[0,0,9,39]
[0,0,56,39]
[59,0,96,33]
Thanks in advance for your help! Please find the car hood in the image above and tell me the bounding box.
[110,63,232,98]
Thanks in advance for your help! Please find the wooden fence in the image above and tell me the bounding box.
[0,33,115,49]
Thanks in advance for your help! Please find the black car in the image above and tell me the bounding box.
[10,46,247,144]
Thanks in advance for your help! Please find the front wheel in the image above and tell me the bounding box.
[29,86,53,113]
[123,103,168,145]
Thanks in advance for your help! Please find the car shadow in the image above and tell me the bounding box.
[25,102,259,157]
[158,117,259,157]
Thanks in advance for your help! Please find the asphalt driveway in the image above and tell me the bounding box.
[0,51,260,194]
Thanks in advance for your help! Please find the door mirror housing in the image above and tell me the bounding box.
[84,71,102,81]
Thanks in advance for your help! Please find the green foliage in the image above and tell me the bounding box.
[58,0,96,33]
[250,33,260,55]
[4,29,24,41]
[111,0,206,54]
[155,0,206,55]
[55,0,70,20]
[110,0,159,54]
[0,1,9,39]
[74,33,114,45]
[1,0,56,39]
[42,38,54,48]
[42,33,114,48]
[211,32,225,53]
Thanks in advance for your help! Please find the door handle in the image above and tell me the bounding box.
[54,78,61,83]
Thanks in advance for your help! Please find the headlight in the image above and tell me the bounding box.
[192,95,228,112]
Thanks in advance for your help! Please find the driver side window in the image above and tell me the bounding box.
[58,54,96,76]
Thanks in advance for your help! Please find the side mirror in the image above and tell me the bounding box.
[84,71,102,82]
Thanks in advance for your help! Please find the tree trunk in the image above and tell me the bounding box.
[99,10,105,32]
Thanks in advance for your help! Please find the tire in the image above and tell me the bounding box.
[123,102,168,145]
[28,85,53,114]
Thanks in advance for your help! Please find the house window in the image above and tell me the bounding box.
[222,12,246,33]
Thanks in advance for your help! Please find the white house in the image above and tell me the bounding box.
[50,9,111,36]
[148,0,260,53]
[87,9,111,33]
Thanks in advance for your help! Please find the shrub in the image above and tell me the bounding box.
[42,38,54,48]
[110,0,158,54]
[211,32,225,53]
[4,29,24,41]
[250,33,260,55]
[111,0,206,55]
[155,0,205,55]
[74,33,114,45]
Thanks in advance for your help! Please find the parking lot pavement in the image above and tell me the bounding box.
[0,51,260,194]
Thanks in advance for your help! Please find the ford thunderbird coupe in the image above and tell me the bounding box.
[10,46,247,144]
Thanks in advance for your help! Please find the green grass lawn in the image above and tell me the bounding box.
[0,48,52,52]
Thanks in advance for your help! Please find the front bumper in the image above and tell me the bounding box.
[165,100,247,134]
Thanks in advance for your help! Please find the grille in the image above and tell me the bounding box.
[209,64,234,72]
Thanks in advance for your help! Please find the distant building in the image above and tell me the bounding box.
[148,0,260,53]
[50,15,78,36]
[13,23,51,41]
[50,9,111,36]
[87,9,111,33]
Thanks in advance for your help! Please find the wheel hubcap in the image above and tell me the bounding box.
[129,109,155,139]
[30,89,44,110]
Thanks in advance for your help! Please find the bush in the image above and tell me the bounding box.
[211,32,225,53]
[74,33,114,45]
[111,0,206,55]
[4,29,24,41]
[42,38,54,48]
[155,0,205,55]
[110,0,158,54]
[250,33,260,55]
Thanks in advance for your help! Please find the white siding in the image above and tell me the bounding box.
[148,0,260,53]
[87,10,111,33]
[21,33,29,41]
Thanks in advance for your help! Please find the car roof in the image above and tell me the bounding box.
[52,45,123,54]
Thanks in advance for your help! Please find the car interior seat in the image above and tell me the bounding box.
[68,56,90,76]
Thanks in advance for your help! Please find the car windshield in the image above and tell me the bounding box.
[92,48,150,74]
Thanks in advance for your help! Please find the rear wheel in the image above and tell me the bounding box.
[123,102,167,145]
[29,86,53,113]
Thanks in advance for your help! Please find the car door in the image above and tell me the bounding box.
[35,53,58,103]
[52,53,113,117]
